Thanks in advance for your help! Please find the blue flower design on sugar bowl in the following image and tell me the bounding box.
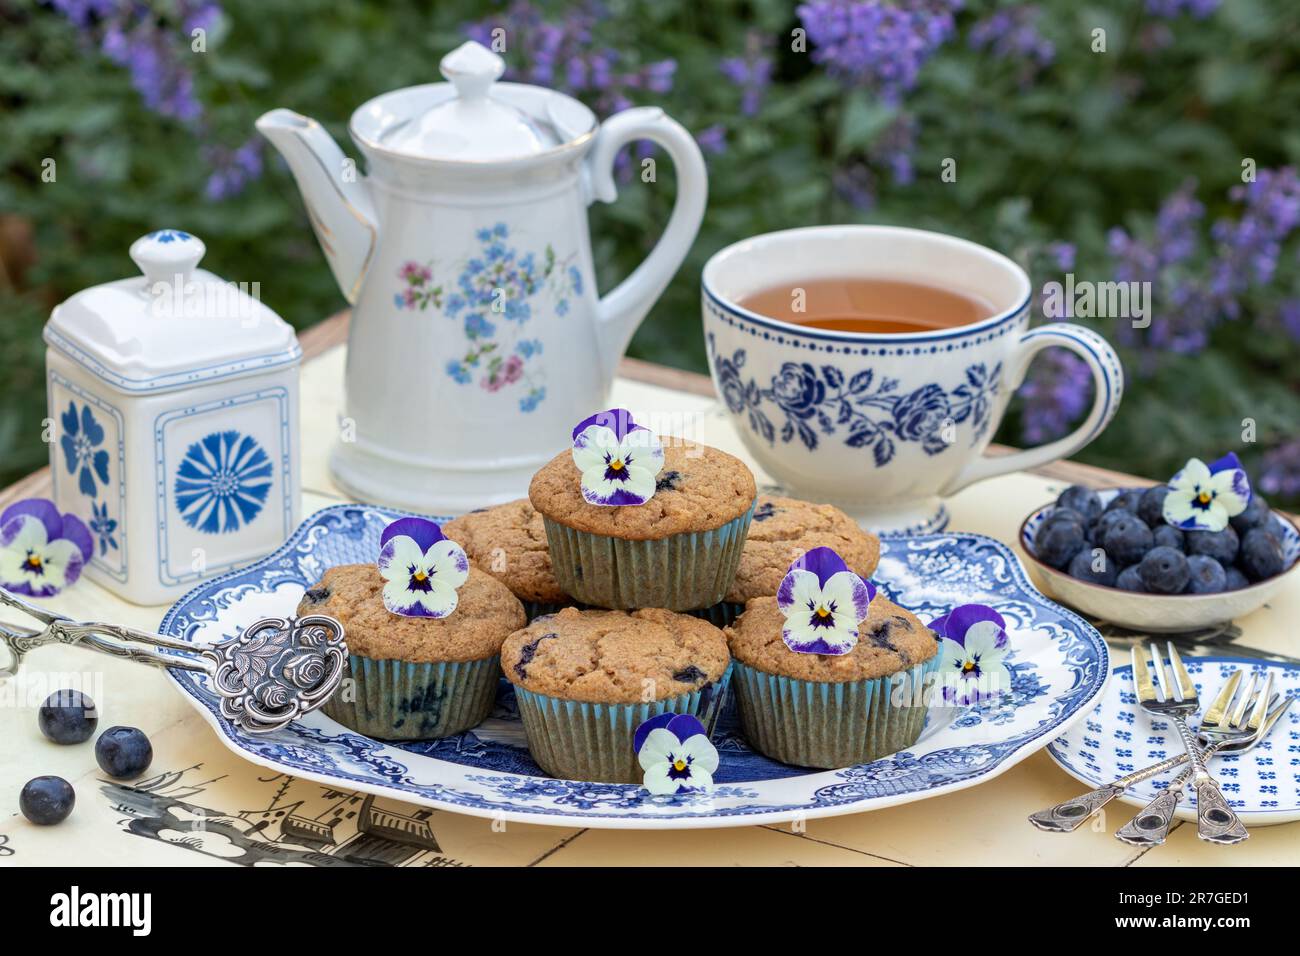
[175,430,274,534]
[42,230,302,604]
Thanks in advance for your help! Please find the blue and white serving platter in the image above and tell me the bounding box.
[160,504,1109,829]
[1048,657,1300,826]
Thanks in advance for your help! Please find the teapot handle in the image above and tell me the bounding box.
[585,107,707,379]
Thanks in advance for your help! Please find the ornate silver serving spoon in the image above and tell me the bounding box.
[0,586,346,735]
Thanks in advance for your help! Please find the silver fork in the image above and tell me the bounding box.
[1133,642,1249,844]
[1028,669,1278,832]
[1117,671,1279,845]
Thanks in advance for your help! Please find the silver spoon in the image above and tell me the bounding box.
[0,586,346,735]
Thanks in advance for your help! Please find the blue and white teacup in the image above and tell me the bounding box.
[702,225,1123,533]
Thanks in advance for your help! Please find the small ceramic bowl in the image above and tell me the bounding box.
[1018,488,1300,632]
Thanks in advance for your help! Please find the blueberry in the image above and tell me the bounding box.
[1229,495,1270,534]
[1184,555,1227,594]
[302,586,330,604]
[1137,485,1170,527]
[1185,526,1239,565]
[1116,565,1146,592]
[1152,525,1185,551]
[1093,509,1130,540]
[1067,548,1117,586]
[38,689,98,745]
[1239,528,1284,581]
[20,776,75,825]
[1138,546,1191,594]
[1057,485,1102,522]
[672,665,707,684]
[95,726,153,779]
[1047,506,1088,528]
[655,470,683,492]
[1034,514,1085,569]
[1102,515,1153,566]
[1223,566,1250,591]
[1105,489,1142,514]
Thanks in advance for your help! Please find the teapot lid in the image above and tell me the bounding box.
[355,41,595,163]
[44,229,301,394]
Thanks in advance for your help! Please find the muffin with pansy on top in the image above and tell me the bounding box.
[300,516,524,740]
[529,408,756,611]
[725,546,940,769]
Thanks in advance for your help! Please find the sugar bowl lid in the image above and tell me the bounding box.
[351,41,597,163]
[44,229,300,394]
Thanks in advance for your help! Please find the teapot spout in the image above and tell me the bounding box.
[256,109,377,304]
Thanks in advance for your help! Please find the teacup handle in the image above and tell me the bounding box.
[941,323,1124,495]
[585,107,708,381]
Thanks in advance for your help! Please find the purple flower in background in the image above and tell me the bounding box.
[1279,300,1300,343]
[969,5,1054,84]
[466,1,676,118]
[1017,347,1091,445]
[204,138,264,201]
[1046,242,1076,271]
[1209,168,1300,314]
[833,162,878,210]
[720,31,774,116]
[48,0,117,27]
[1260,440,1300,500]
[695,124,727,155]
[1146,0,1220,17]
[797,0,961,103]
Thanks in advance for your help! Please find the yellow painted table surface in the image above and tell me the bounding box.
[2,345,1297,868]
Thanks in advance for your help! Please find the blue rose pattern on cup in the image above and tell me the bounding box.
[711,335,1001,467]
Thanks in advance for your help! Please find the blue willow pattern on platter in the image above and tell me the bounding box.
[707,333,1002,466]
[159,504,1108,823]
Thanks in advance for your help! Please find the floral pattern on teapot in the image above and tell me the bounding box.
[708,333,1002,467]
[392,222,581,413]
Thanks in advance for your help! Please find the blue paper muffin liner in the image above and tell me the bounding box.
[688,602,745,627]
[523,600,575,622]
[541,500,756,611]
[730,652,943,769]
[322,653,500,741]
[512,663,733,783]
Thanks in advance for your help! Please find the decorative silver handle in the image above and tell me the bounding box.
[1028,751,1192,833]
[0,586,347,735]
[1170,714,1249,844]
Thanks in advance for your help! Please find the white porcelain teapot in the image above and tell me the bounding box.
[257,40,707,513]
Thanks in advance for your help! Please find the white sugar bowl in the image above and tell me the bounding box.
[43,229,302,605]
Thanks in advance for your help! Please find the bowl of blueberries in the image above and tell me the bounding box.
[1019,466,1299,632]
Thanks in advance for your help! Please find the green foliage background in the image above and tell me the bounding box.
[1,0,1298,498]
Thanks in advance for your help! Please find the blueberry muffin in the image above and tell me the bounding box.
[501,607,732,782]
[528,437,757,610]
[724,594,940,768]
[442,499,569,618]
[298,563,524,740]
[695,496,880,625]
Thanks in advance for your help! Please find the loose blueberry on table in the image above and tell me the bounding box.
[1035,470,1289,594]
[37,689,98,745]
[94,726,153,779]
[20,776,75,825]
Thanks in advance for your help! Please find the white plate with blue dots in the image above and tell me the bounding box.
[1047,656,1300,825]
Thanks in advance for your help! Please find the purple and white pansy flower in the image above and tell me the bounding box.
[571,408,664,507]
[776,546,875,655]
[377,517,469,618]
[0,498,94,598]
[1161,453,1251,533]
[930,604,1012,706]
[634,713,719,795]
